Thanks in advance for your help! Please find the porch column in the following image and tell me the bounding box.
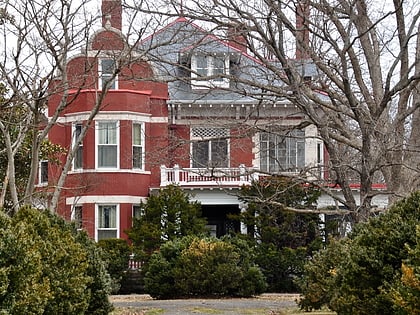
[160,165,167,186]
[239,202,248,234]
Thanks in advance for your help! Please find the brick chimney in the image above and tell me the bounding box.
[227,24,248,53]
[296,0,310,60]
[102,0,122,30]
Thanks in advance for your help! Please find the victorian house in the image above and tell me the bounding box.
[45,0,385,241]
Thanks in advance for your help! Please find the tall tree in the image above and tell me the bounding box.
[128,185,208,262]
[129,0,420,223]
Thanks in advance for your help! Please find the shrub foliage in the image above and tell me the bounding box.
[0,207,113,315]
[144,236,267,298]
[97,238,132,294]
[128,185,208,263]
[299,191,420,315]
[237,176,322,292]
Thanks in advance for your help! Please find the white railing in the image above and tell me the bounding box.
[160,164,258,187]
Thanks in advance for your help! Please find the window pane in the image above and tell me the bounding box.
[133,123,142,145]
[75,124,82,138]
[98,122,117,144]
[133,146,142,169]
[260,130,305,173]
[74,206,83,229]
[40,161,48,183]
[73,124,83,169]
[211,139,228,167]
[212,57,225,81]
[98,205,116,228]
[97,229,117,241]
[133,205,142,219]
[195,55,208,76]
[192,141,209,167]
[101,59,116,90]
[74,146,83,169]
[260,140,268,172]
[102,59,115,74]
[98,146,117,167]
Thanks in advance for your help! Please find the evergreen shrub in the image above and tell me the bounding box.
[144,236,267,299]
[299,191,420,315]
[0,207,113,315]
[97,238,132,293]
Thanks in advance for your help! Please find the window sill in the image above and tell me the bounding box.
[68,169,151,175]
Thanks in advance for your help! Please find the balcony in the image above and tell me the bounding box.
[160,164,258,187]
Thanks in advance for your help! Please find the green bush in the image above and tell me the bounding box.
[299,191,420,315]
[97,238,132,294]
[127,185,208,263]
[255,244,308,292]
[391,226,420,315]
[0,207,113,315]
[236,176,323,292]
[144,236,266,298]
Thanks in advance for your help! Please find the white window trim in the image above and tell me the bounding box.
[38,160,48,186]
[95,120,120,170]
[72,123,83,171]
[132,122,145,170]
[95,204,120,241]
[191,54,230,89]
[190,127,230,168]
[99,58,118,90]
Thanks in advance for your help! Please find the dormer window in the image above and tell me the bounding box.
[99,59,117,90]
[191,54,229,89]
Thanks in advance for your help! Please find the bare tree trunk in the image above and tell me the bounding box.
[0,124,20,213]
[0,165,9,210]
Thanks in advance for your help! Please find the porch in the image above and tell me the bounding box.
[160,164,258,187]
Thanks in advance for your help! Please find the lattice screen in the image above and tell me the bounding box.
[191,127,229,138]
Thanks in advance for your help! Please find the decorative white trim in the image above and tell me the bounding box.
[66,195,148,205]
[68,169,151,175]
[54,112,168,124]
